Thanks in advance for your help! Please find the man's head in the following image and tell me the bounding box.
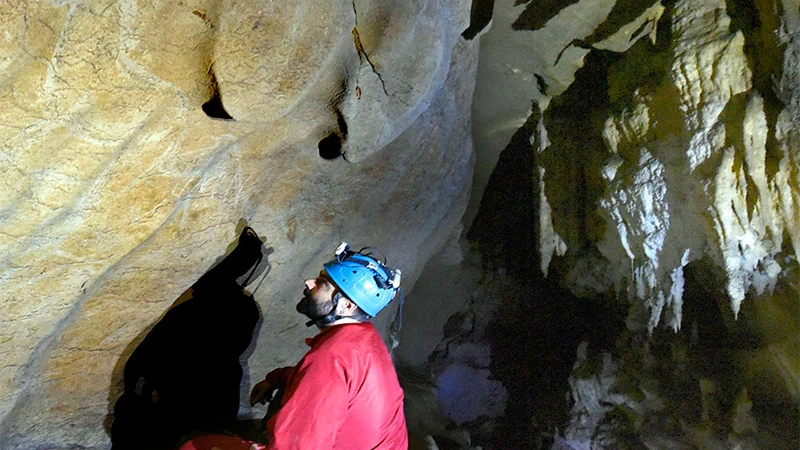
[296,270,365,323]
[296,243,401,327]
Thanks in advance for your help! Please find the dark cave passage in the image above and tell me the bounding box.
[480,277,625,449]
[464,102,627,448]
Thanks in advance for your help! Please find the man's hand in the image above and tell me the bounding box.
[249,379,276,406]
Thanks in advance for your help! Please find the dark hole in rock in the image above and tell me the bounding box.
[319,133,344,160]
[203,67,234,120]
[202,92,233,120]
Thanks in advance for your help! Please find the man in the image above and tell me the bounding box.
[249,243,408,449]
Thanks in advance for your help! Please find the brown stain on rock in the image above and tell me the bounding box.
[286,217,297,243]
[192,9,214,28]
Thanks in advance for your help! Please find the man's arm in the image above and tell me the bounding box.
[250,366,295,406]
[264,366,294,387]
[265,357,349,450]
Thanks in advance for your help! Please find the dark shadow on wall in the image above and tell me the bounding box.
[467,108,539,278]
[466,106,627,448]
[462,0,495,40]
[540,48,622,253]
[106,225,273,450]
[583,0,663,46]
[512,0,656,35]
[512,0,581,31]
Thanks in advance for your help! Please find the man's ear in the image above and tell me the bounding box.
[339,298,359,315]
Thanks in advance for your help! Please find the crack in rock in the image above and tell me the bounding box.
[351,2,388,96]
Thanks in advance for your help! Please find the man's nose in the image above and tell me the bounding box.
[304,279,315,289]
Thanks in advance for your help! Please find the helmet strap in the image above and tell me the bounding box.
[390,287,405,334]
[304,291,345,328]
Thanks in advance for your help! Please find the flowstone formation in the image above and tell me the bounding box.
[0,1,477,448]
[532,2,800,444]
[397,0,798,448]
[477,0,799,334]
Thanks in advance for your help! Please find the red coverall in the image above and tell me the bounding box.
[263,322,408,449]
[178,323,407,450]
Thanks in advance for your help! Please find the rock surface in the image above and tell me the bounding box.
[470,0,797,333]
[2,0,798,447]
[527,0,799,334]
[397,0,798,448]
[0,0,476,448]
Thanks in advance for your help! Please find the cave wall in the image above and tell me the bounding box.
[531,2,800,443]
[0,1,477,448]
[472,0,798,333]
[1,0,798,448]
[397,0,799,448]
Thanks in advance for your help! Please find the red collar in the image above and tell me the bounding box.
[304,322,370,347]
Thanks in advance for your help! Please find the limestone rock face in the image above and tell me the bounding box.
[517,0,798,333]
[403,0,798,447]
[471,0,797,333]
[0,1,476,448]
[590,0,797,332]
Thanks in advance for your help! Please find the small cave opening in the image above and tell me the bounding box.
[318,133,344,160]
[202,92,234,121]
[202,67,234,121]
[318,109,349,160]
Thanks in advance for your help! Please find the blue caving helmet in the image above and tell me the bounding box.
[323,243,401,318]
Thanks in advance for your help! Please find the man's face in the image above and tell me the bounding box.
[296,270,337,319]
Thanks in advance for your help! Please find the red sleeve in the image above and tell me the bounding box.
[265,356,349,450]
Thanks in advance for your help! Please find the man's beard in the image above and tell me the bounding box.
[296,288,335,320]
